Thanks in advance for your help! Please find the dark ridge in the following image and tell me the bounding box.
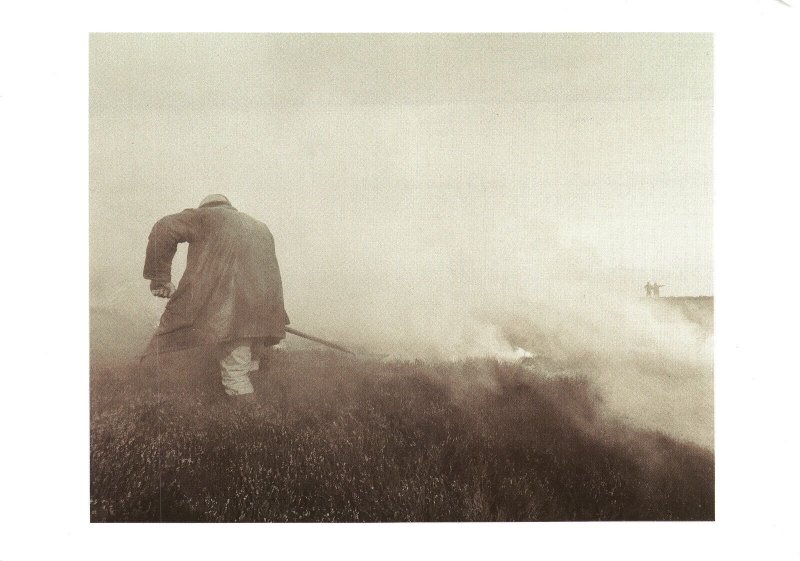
[91,350,714,522]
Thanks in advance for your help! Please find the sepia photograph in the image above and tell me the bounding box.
[5,0,800,557]
[88,32,715,523]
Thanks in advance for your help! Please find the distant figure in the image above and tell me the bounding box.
[653,283,664,297]
[645,282,653,297]
[143,194,290,401]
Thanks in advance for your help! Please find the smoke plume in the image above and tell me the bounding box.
[90,34,713,448]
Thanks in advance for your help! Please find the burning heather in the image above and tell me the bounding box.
[91,347,713,522]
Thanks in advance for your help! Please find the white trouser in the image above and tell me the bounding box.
[218,339,256,396]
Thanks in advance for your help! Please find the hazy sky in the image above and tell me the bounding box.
[90,33,713,339]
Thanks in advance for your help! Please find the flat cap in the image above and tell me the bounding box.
[198,194,231,208]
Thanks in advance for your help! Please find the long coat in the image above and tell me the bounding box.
[142,203,289,355]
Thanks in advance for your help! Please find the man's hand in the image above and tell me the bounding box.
[150,281,176,299]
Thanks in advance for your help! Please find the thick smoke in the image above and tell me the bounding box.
[90,34,713,448]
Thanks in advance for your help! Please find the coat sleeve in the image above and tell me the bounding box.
[143,209,198,284]
[270,235,290,325]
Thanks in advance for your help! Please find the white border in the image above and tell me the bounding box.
[1,2,799,559]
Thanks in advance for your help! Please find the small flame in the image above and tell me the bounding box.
[512,346,536,360]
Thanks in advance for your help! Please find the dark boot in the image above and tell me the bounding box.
[226,392,257,404]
